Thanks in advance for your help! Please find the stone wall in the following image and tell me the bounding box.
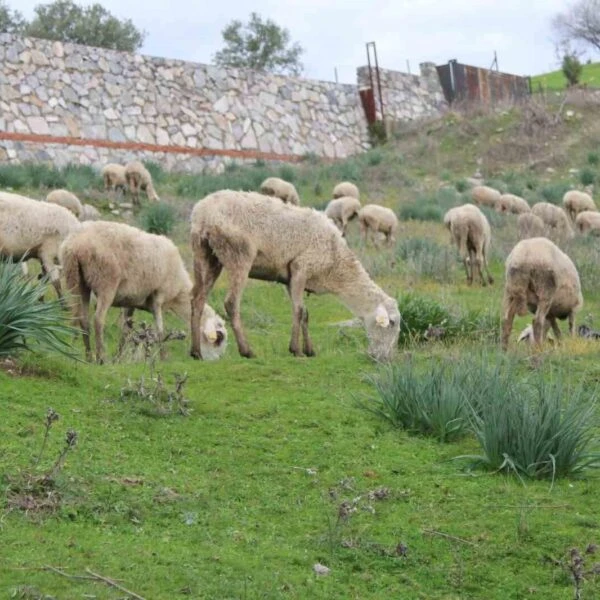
[357,62,447,122]
[0,34,447,172]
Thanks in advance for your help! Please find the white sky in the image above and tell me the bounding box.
[13,0,581,84]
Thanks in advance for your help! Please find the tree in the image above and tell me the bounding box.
[552,0,600,54]
[562,52,583,86]
[24,0,145,52]
[213,12,304,76]
[0,1,26,33]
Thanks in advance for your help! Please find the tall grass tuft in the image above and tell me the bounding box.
[0,262,76,358]
[366,360,472,442]
[139,202,176,235]
[396,238,455,282]
[399,187,462,222]
[464,376,600,480]
[538,182,572,205]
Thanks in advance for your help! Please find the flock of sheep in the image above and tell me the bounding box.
[446,184,589,349]
[0,162,595,364]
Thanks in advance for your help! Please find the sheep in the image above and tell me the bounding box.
[496,193,530,215]
[501,237,582,350]
[124,161,160,206]
[80,203,101,221]
[332,181,360,200]
[517,212,546,240]
[259,177,300,205]
[563,190,597,222]
[575,210,600,235]
[59,220,227,364]
[443,203,493,286]
[45,189,83,219]
[102,163,127,193]
[0,191,81,297]
[325,196,361,236]
[189,190,400,362]
[531,202,573,240]
[358,204,398,246]
[471,185,501,208]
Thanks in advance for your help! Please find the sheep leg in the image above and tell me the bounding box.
[77,287,93,362]
[359,221,368,244]
[287,265,313,357]
[501,298,518,351]
[190,241,223,359]
[151,297,166,360]
[568,312,576,337]
[532,301,552,347]
[39,248,63,300]
[94,290,117,365]
[473,247,487,287]
[548,316,562,341]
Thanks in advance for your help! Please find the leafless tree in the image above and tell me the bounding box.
[553,0,600,54]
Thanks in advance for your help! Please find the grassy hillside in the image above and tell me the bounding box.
[3,99,600,599]
[531,61,600,91]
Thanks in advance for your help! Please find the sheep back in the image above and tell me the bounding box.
[46,189,83,218]
[332,181,360,200]
[259,177,300,205]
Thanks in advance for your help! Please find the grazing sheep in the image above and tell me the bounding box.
[124,161,160,206]
[496,193,530,215]
[0,191,81,297]
[517,213,546,240]
[80,203,101,221]
[575,210,600,235]
[501,237,582,349]
[563,190,597,222]
[332,181,360,200]
[325,196,361,236]
[59,221,227,364]
[189,190,400,362]
[259,177,300,205]
[358,204,398,246]
[472,185,501,208]
[102,163,127,193]
[45,189,83,219]
[531,202,573,240]
[443,203,493,286]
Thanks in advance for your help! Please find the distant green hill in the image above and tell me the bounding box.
[531,61,600,91]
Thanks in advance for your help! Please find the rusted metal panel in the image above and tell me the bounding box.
[359,88,377,124]
[436,60,530,106]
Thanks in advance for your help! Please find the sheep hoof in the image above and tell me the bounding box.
[304,349,316,357]
[241,350,255,359]
[488,276,494,284]
[190,349,202,360]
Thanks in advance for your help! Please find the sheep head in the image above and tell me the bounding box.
[199,311,228,361]
[364,299,400,363]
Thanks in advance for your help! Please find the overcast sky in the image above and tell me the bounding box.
[14,0,580,83]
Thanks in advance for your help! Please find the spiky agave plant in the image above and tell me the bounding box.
[0,261,76,358]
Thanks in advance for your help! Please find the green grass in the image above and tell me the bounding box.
[531,61,600,91]
[7,101,600,599]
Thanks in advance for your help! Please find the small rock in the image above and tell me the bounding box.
[313,563,330,576]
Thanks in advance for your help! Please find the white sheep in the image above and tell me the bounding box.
[332,181,360,200]
[189,190,400,362]
[358,204,398,246]
[443,203,494,286]
[501,237,582,349]
[531,202,573,240]
[575,210,600,235]
[124,161,160,206]
[259,177,300,205]
[0,191,81,297]
[59,220,227,364]
[325,196,361,236]
[102,163,127,193]
[45,189,83,219]
[80,203,101,221]
[471,185,501,208]
[517,212,546,240]
[496,193,530,215]
[563,190,597,222]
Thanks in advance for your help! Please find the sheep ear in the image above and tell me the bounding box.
[374,304,390,328]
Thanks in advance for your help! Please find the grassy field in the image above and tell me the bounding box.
[3,99,600,599]
[531,61,600,92]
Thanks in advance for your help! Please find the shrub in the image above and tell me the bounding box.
[366,360,471,442]
[587,152,599,166]
[0,165,29,189]
[365,148,384,166]
[278,164,297,182]
[62,164,99,193]
[579,167,596,186]
[464,376,600,480]
[539,182,571,205]
[139,202,176,235]
[368,120,387,146]
[562,53,583,87]
[396,239,454,282]
[0,261,75,358]
[399,203,443,222]
[397,292,499,345]
[455,179,469,192]
[142,160,166,184]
